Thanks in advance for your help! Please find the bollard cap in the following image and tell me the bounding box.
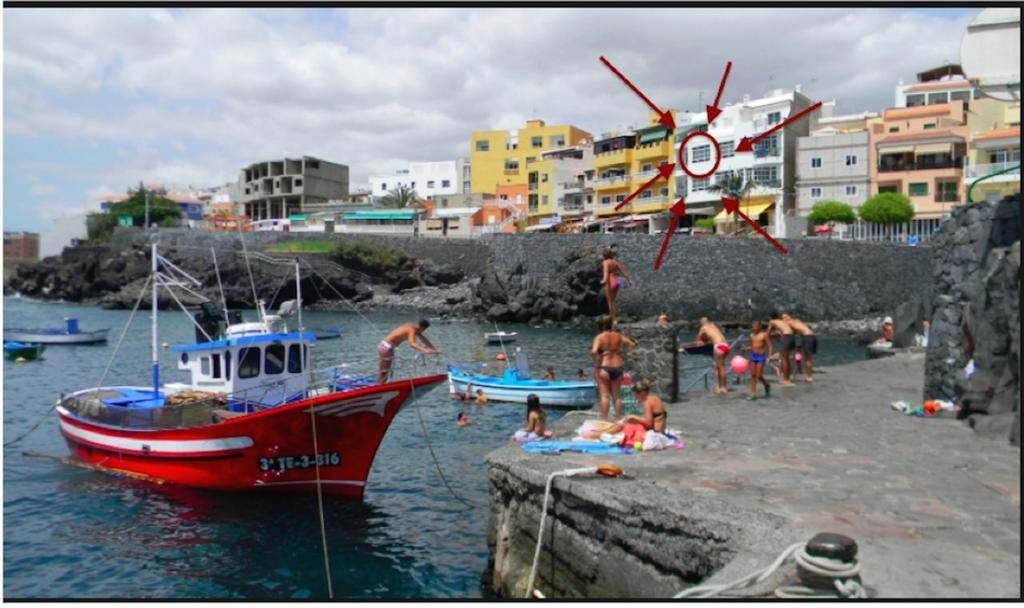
[806,532,858,562]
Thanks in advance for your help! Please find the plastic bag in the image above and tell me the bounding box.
[642,431,674,451]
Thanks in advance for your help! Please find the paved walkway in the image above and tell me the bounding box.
[527,353,1020,597]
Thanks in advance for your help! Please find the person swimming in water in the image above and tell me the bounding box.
[600,248,633,326]
[591,314,637,421]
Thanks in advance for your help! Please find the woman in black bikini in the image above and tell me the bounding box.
[607,380,667,434]
[591,314,636,421]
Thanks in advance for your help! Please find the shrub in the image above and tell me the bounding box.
[807,200,857,225]
[694,218,716,230]
[858,192,914,225]
[333,238,409,275]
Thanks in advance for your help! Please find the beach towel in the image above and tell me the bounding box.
[620,422,647,447]
[521,441,633,455]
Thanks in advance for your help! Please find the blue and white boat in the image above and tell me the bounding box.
[448,348,596,407]
[4,318,108,344]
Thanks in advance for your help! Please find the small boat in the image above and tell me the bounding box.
[485,331,518,345]
[4,342,45,361]
[679,341,714,356]
[4,318,108,345]
[53,238,445,498]
[310,327,343,340]
[448,348,595,407]
[866,341,896,359]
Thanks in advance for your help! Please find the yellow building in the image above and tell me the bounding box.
[964,97,1021,203]
[469,120,590,193]
[593,110,677,217]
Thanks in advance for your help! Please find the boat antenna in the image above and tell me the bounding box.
[294,257,304,332]
[150,230,160,398]
[211,246,229,321]
[235,219,262,323]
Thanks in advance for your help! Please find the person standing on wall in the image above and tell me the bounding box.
[600,247,634,326]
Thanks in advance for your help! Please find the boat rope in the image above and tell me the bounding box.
[407,377,484,511]
[3,274,153,448]
[235,221,263,322]
[307,398,335,599]
[211,247,229,320]
[299,260,384,336]
[673,539,866,599]
[525,465,622,598]
[158,273,213,342]
[492,322,511,363]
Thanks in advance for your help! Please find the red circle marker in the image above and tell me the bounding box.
[677,131,721,179]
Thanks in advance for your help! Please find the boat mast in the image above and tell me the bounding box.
[294,258,303,332]
[151,231,159,397]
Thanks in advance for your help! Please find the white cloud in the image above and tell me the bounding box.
[4,7,977,210]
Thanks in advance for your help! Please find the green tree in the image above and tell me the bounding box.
[707,173,757,235]
[379,184,420,208]
[86,188,183,241]
[694,217,716,231]
[858,192,914,240]
[807,200,857,239]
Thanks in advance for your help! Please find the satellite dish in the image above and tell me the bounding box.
[960,8,1021,102]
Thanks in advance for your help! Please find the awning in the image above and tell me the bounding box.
[343,210,416,220]
[878,145,914,154]
[915,142,953,155]
[714,201,773,222]
[525,223,555,232]
[638,128,669,144]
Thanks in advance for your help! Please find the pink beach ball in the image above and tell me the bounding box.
[730,356,750,374]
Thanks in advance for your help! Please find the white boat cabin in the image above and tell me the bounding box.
[172,316,315,410]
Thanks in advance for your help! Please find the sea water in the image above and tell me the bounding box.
[2,297,864,598]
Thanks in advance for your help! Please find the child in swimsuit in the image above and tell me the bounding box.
[512,393,547,441]
[744,321,772,400]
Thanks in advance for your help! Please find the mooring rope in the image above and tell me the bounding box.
[673,540,866,599]
[307,400,334,599]
[4,274,152,448]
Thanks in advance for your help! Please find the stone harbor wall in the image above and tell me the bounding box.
[619,321,680,402]
[924,195,1021,445]
[479,233,932,324]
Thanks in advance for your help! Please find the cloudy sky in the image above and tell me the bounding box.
[3,7,977,232]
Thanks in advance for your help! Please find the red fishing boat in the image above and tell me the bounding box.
[55,235,445,498]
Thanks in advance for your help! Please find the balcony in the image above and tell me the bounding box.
[560,179,592,191]
[635,141,671,160]
[878,157,964,173]
[935,191,959,203]
[753,147,780,159]
[963,161,1021,180]
[592,174,631,188]
[594,148,632,167]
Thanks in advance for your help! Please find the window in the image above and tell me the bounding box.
[692,145,711,163]
[879,185,898,193]
[845,185,857,196]
[810,187,822,199]
[274,181,279,188]
[531,136,543,148]
[550,135,565,147]
[753,166,778,183]
[889,127,899,133]
[641,190,653,199]
[810,157,822,168]
[660,187,669,197]
[720,141,734,158]
[475,140,490,152]
[691,177,710,191]
[265,344,285,375]
[642,163,653,172]
[766,111,782,125]
[288,344,302,373]
[601,196,612,206]
[905,94,926,107]
[613,194,625,203]
[306,160,320,169]
[427,180,435,188]
[239,347,261,379]
[927,92,948,105]
[410,182,415,189]
[541,173,549,182]
[380,183,387,191]
[845,155,858,166]
[295,179,302,187]
[244,188,250,195]
[755,134,779,155]
[201,357,210,376]
[923,123,936,130]
[526,157,536,164]
[211,354,221,379]
[225,351,231,381]
[989,149,1008,163]
[908,182,928,196]
[542,195,548,205]
[441,179,450,188]
[504,160,519,171]
[950,90,971,104]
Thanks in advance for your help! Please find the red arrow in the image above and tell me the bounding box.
[599,56,676,130]
[614,163,675,211]
[721,196,788,254]
[736,101,823,152]
[654,197,687,270]
[705,61,732,124]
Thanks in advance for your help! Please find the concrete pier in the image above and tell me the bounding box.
[485,353,1020,598]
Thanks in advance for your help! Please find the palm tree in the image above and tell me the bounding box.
[707,173,757,235]
[379,184,420,208]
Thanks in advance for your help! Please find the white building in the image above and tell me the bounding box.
[369,159,470,201]
[894,64,975,108]
[674,87,826,238]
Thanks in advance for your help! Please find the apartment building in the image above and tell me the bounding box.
[868,101,969,220]
[963,97,1021,203]
[469,120,590,195]
[239,156,349,220]
[368,159,470,200]
[796,111,880,233]
[676,88,820,237]
[895,64,975,109]
[527,144,593,223]
[4,231,40,262]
